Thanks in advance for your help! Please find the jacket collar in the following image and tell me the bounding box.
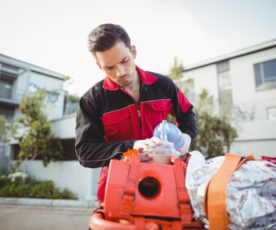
[103,65,158,91]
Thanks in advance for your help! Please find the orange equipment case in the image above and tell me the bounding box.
[90,153,204,230]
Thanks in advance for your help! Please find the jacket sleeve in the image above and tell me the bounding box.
[168,79,198,141]
[75,96,136,168]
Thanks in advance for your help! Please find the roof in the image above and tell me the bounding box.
[184,38,276,72]
[0,53,65,80]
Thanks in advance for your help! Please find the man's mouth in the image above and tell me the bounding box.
[119,75,129,82]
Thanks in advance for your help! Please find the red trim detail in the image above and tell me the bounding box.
[136,66,158,85]
[103,76,120,91]
[177,90,191,113]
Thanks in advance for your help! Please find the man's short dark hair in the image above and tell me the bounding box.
[88,24,131,59]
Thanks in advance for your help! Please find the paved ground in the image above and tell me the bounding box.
[0,205,92,230]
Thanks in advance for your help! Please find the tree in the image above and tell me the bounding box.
[167,57,243,156]
[190,89,238,155]
[168,57,185,90]
[15,89,63,173]
[0,115,15,169]
[0,115,14,143]
[167,57,185,124]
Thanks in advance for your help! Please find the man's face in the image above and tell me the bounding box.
[95,41,137,87]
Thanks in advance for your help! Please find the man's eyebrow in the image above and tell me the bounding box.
[121,57,128,62]
[104,64,114,69]
[104,57,128,69]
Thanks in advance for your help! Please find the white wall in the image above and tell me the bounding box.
[184,64,219,100]
[184,64,220,113]
[29,72,64,120]
[28,72,64,92]
[230,48,276,121]
[230,140,276,159]
[50,113,76,139]
[236,120,276,141]
[11,70,65,120]
[22,160,101,200]
[11,70,29,102]
[230,120,276,158]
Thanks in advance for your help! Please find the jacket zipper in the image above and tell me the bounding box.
[120,85,143,127]
[137,83,145,127]
[134,102,142,127]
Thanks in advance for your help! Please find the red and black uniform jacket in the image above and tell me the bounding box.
[75,66,197,203]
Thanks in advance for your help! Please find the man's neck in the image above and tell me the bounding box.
[123,70,141,101]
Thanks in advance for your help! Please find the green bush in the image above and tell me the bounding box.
[0,183,32,198]
[60,188,78,200]
[29,181,56,198]
[0,177,10,189]
[0,173,78,200]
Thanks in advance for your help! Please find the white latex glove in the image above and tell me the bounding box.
[176,133,191,155]
[150,136,175,147]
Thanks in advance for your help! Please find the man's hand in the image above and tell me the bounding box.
[134,137,175,162]
[176,133,191,155]
[133,137,174,153]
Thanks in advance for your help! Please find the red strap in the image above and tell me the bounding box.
[119,154,140,218]
[173,158,193,223]
[172,220,182,230]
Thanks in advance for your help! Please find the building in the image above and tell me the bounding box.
[181,39,276,158]
[1,38,275,201]
[0,53,65,170]
[0,53,65,120]
[0,53,99,200]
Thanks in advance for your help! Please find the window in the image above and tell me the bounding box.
[268,107,276,121]
[0,68,17,100]
[0,77,13,99]
[64,94,79,115]
[61,139,77,160]
[254,59,276,91]
[0,104,15,120]
[11,139,77,161]
[217,61,232,114]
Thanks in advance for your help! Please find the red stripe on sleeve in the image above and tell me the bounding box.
[177,90,192,113]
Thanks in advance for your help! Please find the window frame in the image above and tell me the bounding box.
[0,76,14,100]
[253,58,276,92]
[267,106,276,121]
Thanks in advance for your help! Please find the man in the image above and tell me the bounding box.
[75,23,197,205]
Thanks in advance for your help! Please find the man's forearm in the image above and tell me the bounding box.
[75,139,136,168]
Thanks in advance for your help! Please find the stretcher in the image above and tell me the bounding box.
[89,151,276,230]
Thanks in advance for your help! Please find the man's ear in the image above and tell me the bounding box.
[131,45,137,59]
[96,62,102,70]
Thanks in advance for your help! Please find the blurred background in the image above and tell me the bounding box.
[0,0,275,200]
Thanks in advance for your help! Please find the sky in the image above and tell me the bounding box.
[0,0,276,96]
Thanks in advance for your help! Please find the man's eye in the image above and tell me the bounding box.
[106,67,113,70]
[122,59,128,63]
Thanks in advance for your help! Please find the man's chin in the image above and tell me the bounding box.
[118,80,133,87]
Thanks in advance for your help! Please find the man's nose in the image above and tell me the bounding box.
[116,64,125,77]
